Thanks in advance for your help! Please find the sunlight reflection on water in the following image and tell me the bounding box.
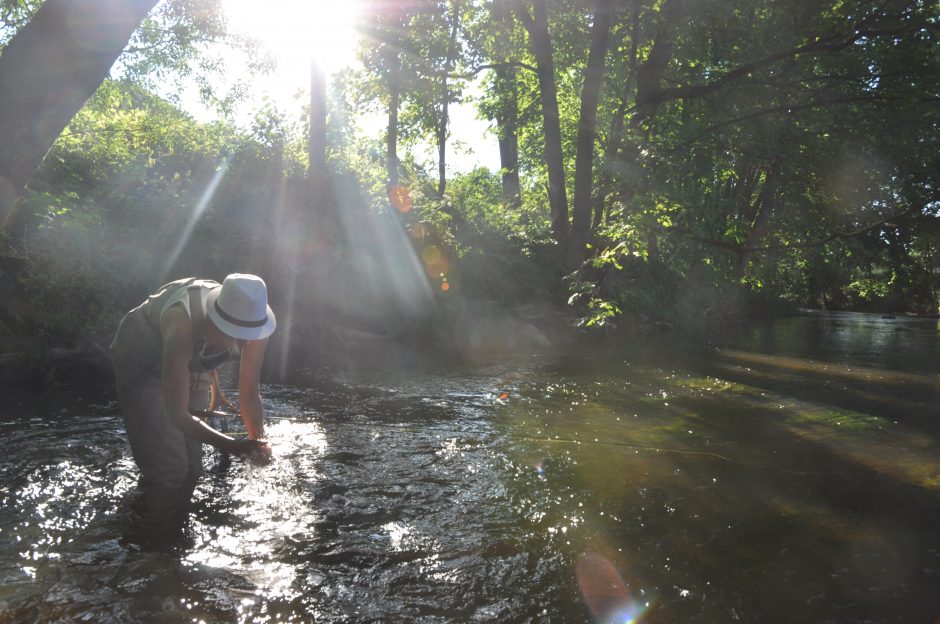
[2,313,940,621]
[186,419,328,605]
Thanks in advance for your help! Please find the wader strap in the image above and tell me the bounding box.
[188,284,206,365]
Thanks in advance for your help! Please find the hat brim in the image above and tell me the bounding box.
[206,286,276,341]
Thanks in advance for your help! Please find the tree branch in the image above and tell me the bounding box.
[676,204,930,255]
[451,61,538,79]
[636,8,934,111]
[669,94,933,152]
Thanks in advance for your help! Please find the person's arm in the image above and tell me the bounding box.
[160,306,261,456]
[208,369,235,412]
[237,337,269,440]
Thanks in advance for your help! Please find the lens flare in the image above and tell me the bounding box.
[576,553,649,623]
[422,245,442,265]
[421,245,449,278]
[609,602,649,624]
[389,185,412,213]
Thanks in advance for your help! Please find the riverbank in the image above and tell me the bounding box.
[3,271,935,393]
[0,288,581,390]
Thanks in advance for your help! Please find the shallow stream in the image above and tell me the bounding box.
[2,311,939,622]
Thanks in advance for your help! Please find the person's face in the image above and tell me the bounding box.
[207,318,240,352]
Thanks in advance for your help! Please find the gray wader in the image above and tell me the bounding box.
[110,278,226,489]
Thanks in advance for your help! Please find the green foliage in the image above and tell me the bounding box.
[4,0,940,363]
[1,78,307,349]
[0,0,39,45]
[569,0,940,321]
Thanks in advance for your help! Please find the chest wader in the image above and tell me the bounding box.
[110,279,223,489]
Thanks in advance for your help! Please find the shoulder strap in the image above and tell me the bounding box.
[188,283,206,356]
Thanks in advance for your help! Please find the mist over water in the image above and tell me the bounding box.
[2,311,939,623]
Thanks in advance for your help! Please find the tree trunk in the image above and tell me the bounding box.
[631,0,683,127]
[738,162,781,273]
[609,0,683,262]
[493,0,522,210]
[0,0,160,232]
[437,0,461,197]
[309,60,328,212]
[495,97,522,209]
[568,0,614,268]
[376,1,405,194]
[437,96,448,197]
[387,65,401,192]
[593,0,640,229]
[515,0,568,249]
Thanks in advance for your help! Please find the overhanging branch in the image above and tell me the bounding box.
[668,94,929,152]
[675,205,927,255]
[449,61,538,79]
[633,8,936,113]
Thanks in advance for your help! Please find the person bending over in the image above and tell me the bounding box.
[111,273,275,495]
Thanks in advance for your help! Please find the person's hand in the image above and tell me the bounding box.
[248,439,273,464]
[230,438,272,465]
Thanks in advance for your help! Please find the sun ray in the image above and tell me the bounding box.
[159,157,229,282]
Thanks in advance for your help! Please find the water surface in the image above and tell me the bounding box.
[2,311,939,622]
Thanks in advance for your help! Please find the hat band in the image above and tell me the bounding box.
[215,300,267,328]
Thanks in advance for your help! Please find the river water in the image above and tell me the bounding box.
[1,311,939,623]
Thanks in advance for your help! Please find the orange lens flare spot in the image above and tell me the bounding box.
[389,185,413,213]
[441,282,450,292]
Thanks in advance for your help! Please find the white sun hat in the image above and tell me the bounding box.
[206,273,276,341]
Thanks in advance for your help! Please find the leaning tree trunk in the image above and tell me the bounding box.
[515,0,568,250]
[568,0,614,269]
[0,0,160,234]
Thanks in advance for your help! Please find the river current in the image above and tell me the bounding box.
[1,311,939,622]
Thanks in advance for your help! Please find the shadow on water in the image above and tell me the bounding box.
[707,348,938,424]
[490,313,940,622]
[551,390,940,623]
[1,311,939,622]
